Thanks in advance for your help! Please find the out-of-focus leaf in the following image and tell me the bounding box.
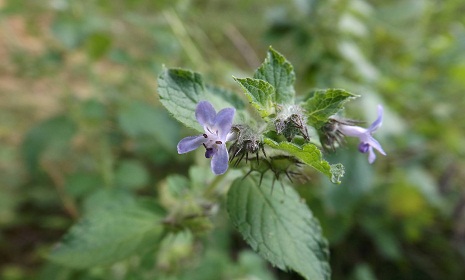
[233,77,275,118]
[360,213,401,260]
[254,46,295,104]
[21,115,77,173]
[118,101,179,151]
[264,138,344,183]
[115,160,149,190]
[156,231,194,271]
[322,151,374,213]
[65,172,103,199]
[406,167,445,209]
[227,173,330,280]
[303,89,358,129]
[51,15,87,49]
[48,190,163,269]
[84,32,112,60]
[80,99,106,124]
[350,263,377,280]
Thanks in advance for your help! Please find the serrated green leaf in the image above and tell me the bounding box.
[303,89,359,129]
[264,138,344,184]
[158,68,207,131]
[227,173,330,280]
[48,190,163,269]
[254,47,295,104]
[234,77,275,118]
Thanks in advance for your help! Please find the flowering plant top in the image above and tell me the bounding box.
[157,46,387,280]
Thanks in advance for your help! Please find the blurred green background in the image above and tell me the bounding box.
[1,0,465,279]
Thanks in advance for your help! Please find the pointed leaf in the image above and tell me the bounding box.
[48,190,163,268]
[303,89,359,129]
[254,47,295,104]
[233,77,275,118]
[158,68,207,131]
[264,138,344,184]
[227,173,330,280]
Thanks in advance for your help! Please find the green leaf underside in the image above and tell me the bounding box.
[264,138,344,184]
[158,68,207,132]
[303,89,359,129]
[234,77,275,118]
[227,173,330,280]
[254,47,296,104]
[48,191,163,269]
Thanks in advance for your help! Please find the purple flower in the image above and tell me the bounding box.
[339,105,386,163]
[177,101,235,175]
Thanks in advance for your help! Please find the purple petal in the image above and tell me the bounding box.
[368,105,383,132]
[368,146,376,164]
[195,101,216,127]
[366,135,386,155]
[358,142,370,153]
[338,124,367,138]
[205,146,216,158]
[211,144,229,174]
[212,108,235,140]
[177,135,207,154]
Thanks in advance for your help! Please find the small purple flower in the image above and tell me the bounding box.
[177,101,235,175]
[339,105,386,163]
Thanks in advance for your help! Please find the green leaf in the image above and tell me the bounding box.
[158,68,207,131]
[254,47,295,104]
[85,32,112,60]
[115,160,150,190]
[264,138,344,184]
[227,173,330,280]
[50,15,87,49]
[303,89,359,129]
[21,115,77,174]
[233,77,275,118]
[118,100,179,151]
[48,190,163,269]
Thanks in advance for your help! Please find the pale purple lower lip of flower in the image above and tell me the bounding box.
[211,144,229,174]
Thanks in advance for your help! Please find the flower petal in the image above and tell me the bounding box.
[338,124,367,138]
[366,135,386,156]
[195,101,216,127]
[177,135,207,154]
[368,146,377,164]
[213,108,235,140]
[368,104,383,132]
[211,144,229,175]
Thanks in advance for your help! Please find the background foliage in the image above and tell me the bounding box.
[1,0,465,279]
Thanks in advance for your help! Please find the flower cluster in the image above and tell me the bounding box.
[177,101,386,175]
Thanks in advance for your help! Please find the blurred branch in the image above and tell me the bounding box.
[163,9,205,69]
[43,161,79,219]
[224,24,260,69]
